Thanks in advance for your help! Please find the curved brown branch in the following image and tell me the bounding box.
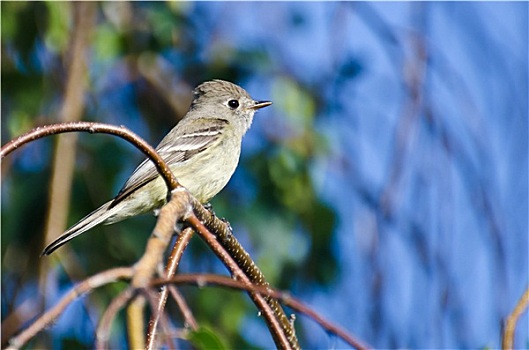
[502,286,529,349]
[96,287,136,350]
[0,121,180,192]
[5,267,133,350]
[150,274,370,350]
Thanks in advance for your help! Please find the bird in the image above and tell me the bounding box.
[42,79,272,255]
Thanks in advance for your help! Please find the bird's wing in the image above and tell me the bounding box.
[109,118,229,208]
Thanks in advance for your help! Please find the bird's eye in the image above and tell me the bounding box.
[228,99,239,109]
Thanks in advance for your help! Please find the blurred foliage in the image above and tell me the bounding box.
[187,326,228,350]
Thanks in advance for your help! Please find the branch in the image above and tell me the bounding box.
[502,286,529,349]
[5,267,133,350]
[97,288,177,350]
[186,214,294,349]
[0,122,180,193]
[126,296,147,349]
[96,287,135,350]
[146,227,196,350]
[143,289,177,350]
[150,274,370,350]
[191,198,300,348]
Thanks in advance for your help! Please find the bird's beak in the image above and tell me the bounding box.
[250,100,272,110]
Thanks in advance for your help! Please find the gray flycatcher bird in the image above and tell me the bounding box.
[42,79,271,255]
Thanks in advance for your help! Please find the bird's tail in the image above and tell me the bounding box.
[42,200,120,256]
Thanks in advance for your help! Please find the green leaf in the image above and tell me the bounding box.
[187,326,227,350]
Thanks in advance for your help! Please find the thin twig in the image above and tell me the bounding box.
[146,227,196,350]
[97,288,178,350]
[127,188,192,348]
[167,285,198,330]
[6,267,133,350]
[150,273,371,350]
[0,299,38,348]
[143,289,177,350]
[502,286,529,349]
[96,287,136,350]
